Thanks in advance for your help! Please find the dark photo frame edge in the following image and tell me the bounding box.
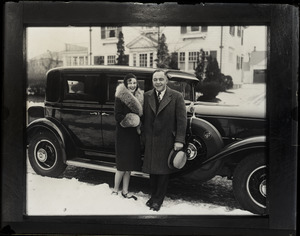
[2,2,298,235]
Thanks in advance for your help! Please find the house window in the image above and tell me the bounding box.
[210,51,217,59]
[191,26,199,32]
[101,27,121,39]
[241,29,244,45]
[139,54,147,67]
[107,55,116,65]
[228,48,234,63]
[237,26,241,37]
[133,53,137,66]
[94,56,104,65]
[188,51,198,70]
[73,57,78,66]
[179,52,185,70]
[79,57,84,65]
[201,26,208,32]
[150,53,153,67]
[241,56,243,69]
[229,26,235,36]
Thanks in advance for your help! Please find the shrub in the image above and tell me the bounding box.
[196,81,222,102]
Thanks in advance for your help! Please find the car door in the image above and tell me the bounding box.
[101,72,149,153]
[60,72,104,150]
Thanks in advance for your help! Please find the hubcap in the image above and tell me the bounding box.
[260,179,267,197]
[37,148,47,162]
[34,139,57,171]
[187,143,197,160]
[246,165,267,208]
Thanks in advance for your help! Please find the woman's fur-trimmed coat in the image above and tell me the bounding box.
[114,83,144,171]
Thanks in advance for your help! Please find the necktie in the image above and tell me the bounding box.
[157,91,161,103]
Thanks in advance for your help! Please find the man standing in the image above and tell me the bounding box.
[142,69,187,211]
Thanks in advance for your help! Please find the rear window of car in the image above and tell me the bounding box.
[63,73,101,102]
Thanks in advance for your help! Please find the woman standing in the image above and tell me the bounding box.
[112,73,143,200]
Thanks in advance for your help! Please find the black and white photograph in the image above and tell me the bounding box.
[26,25,267,216]
[2,2,297,236]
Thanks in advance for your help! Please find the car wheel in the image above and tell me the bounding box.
[233,152,267,215]
[180,137,221,182]
[28,130,67,177]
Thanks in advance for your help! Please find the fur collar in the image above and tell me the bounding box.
[115,83,143,116]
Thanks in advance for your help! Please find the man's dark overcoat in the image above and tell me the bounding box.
[142,86,187,174]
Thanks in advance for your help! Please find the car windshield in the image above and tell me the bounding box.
[167,80,194,102]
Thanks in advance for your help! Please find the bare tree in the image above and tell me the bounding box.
[41,50,60,71]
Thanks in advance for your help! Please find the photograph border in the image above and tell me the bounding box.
[2,2,298,235]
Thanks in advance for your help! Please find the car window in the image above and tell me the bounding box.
[106,74,146,103]
[63,74,100,102]
[168,80,193,101]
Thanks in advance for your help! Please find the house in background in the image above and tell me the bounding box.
[27,43,89,87]
[242,47,267,83]
[27,51,63,81]
[60,43,89,66]
[29,27,261,88]
[90,26,247,87]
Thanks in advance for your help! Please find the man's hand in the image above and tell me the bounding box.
[174,142,183,151]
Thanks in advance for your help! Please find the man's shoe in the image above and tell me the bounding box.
[146,199,153,207]
[150,203,161,211]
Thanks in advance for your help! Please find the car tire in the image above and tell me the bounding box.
[233,152,267,215]
[28,130,67,177]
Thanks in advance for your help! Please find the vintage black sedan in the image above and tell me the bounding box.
[27,65,267,215]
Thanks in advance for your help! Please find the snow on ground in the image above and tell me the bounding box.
[26,169,252,216]
[26,84,264,216]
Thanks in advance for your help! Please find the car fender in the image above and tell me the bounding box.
[27,117,76,162]
[189,116,224,158]
[202,136,266,165]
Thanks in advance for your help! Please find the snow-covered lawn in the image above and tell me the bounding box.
[26,169,252,216]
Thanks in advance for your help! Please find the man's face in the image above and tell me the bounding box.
[152,71,168,92]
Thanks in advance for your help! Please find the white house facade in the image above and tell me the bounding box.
[88,26,247,86]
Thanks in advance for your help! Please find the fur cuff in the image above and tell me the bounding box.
[120,113,140,128]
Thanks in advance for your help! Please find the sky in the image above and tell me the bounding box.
[26,26,267,60]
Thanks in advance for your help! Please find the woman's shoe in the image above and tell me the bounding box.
[111,191,118,195]
[121,192,137,200]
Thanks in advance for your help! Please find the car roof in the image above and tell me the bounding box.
[47,65,199,82]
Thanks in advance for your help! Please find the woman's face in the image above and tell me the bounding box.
[127,78,137,93]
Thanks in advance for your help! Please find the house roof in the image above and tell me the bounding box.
[126,33,158,49]
[250,51,267,66]
[64,43,88,52]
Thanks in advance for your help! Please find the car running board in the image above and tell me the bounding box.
[66,158,149,178]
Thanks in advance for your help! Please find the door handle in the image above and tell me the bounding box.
[90,112,100,115]
[101,112,110,116]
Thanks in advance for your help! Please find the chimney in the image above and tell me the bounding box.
[254,46,256,52]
